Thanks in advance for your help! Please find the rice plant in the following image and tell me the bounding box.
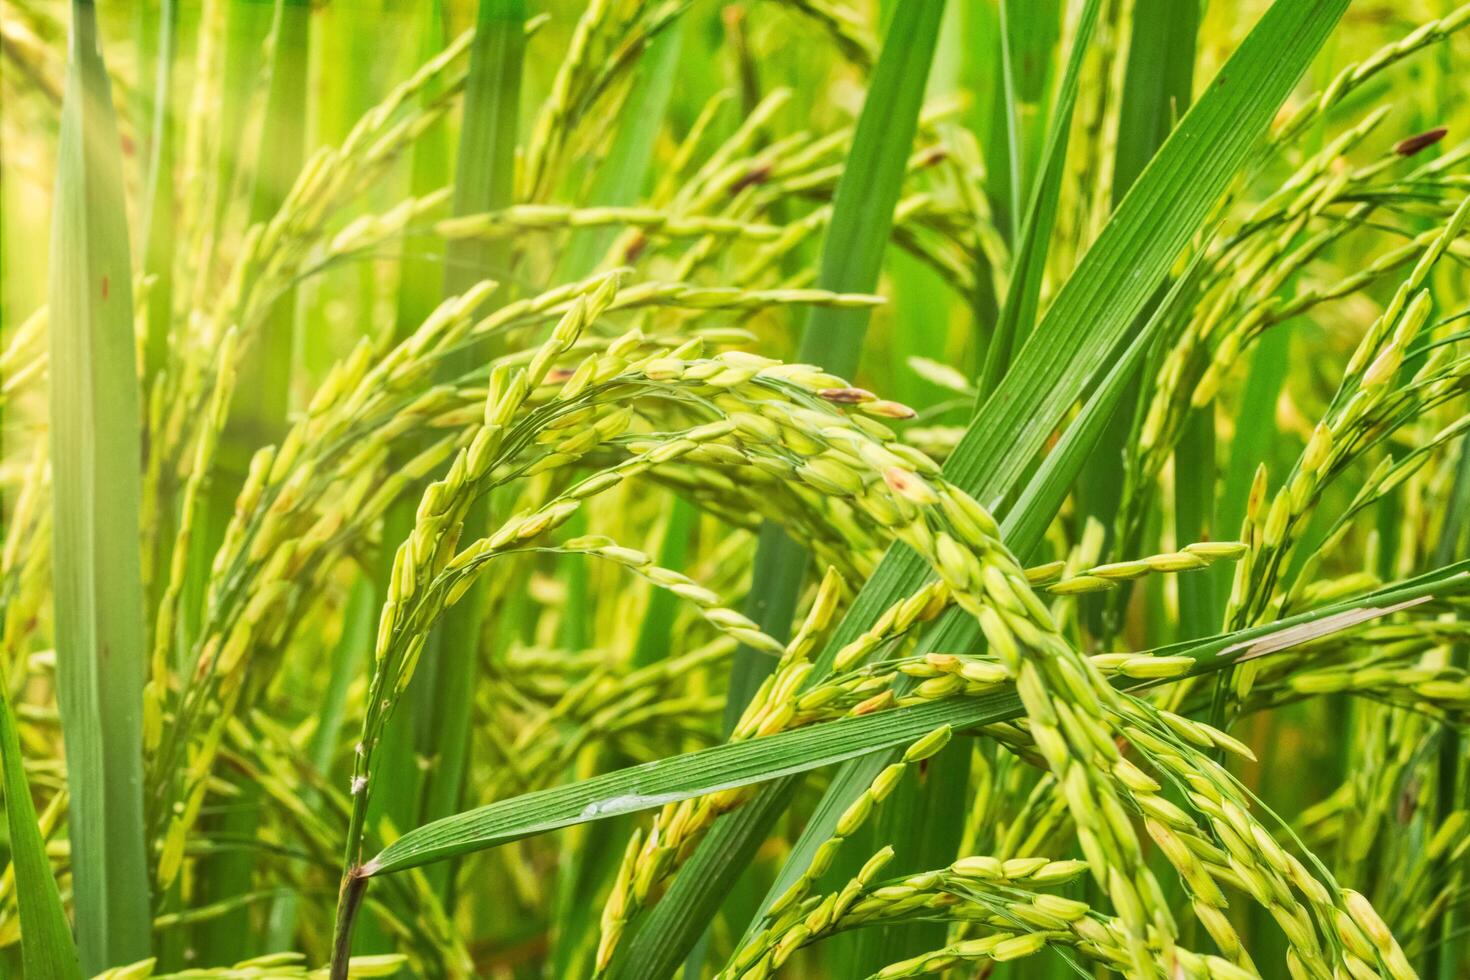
[4,0,1470,977]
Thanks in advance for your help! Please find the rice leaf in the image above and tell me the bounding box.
[441,0,524,307]
[1425,440,1470,978]
[987,0,1061,242]
[1217,325,1291,550]
[361,566,1464,878]
[0,670,82,980]
[1122,0,1209,638]
[1175,406,1220,638]
[47,1,153,969]
[841,6,1092,966]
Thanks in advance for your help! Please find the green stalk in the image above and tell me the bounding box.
[211,0,275,236]
[1111,0,1200,198]
[549,502,694,979]
[422,0,525,870]
[977,0,1100,394]
[48,2,152,970]
[844,5,1097,970]
[351,5,452,940]
[1174,405,1219,639]
[725,0,945,734]
[995,0,1026,235]
[549,27,687,978]
[1216,325,1290,544]
[139,0,177,392]
[440,0,524,307]
[1150,2,1207,644]
[1075,0,1199,627]
[984,0,1060,243]
[885,0,965,404]
[358,0,526,948]
[360,0,453,912]
[1426,438,1470,979]
[198,0,311,962]
[1204,324,1290,741]
[265,575,375,950]
[722,523,807,733]
[711,8,947,959]
[138,0,177,644]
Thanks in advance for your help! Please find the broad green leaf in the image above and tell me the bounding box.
[48,1,153,969]
[441,0,525,308]
[1112,0,1202,201]
[1218,324,1291,541]
[1425,438,1470,978]
[987,0,1061,242]
[362,565,1465,878]
[1123,0,1208,639]
[427,0,524,824]
[1176,407,1221,638]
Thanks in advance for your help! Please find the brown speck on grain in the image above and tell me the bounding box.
[818,387,875,404]
[1396,127,1447,156]
[623,232,649,263]
[729,162,772,195]
[1397,777,1420,823]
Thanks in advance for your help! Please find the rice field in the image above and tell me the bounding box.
[3,0,1470,977]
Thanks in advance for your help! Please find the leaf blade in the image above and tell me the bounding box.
[47,1,153,969]
[364,566,1465,878]
[0,674,83,980]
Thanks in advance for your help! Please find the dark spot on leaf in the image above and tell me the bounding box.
[101,275,110,300]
